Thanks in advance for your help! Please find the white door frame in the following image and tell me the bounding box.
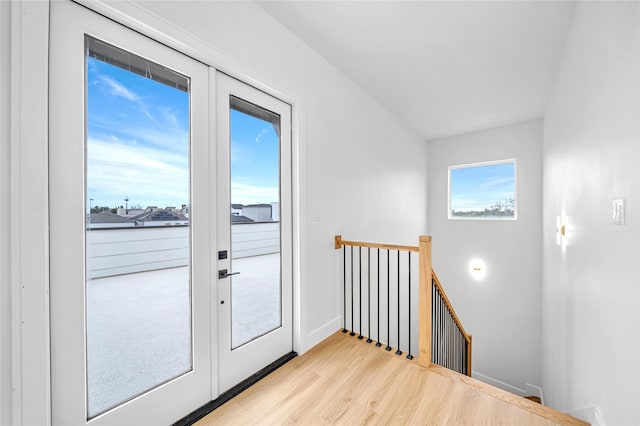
[8,2,51,425]
[8,0,306,423]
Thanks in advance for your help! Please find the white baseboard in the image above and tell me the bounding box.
[568,406,606,426]
[300,316,342,355]
[525,383,545,405]
[472,371,527,397]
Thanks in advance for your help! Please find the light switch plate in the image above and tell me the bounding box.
[613,199,625,225]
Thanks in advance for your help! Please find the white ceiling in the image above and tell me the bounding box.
[257,1,575,140]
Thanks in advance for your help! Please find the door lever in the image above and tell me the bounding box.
[218,269,240,279]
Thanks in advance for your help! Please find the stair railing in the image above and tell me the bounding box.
[335,235,472,376]
[431,270,472,376]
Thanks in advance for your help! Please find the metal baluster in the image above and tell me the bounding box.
[449,309,453,371]
[460,332,464,374]
[433,284,436,365]
[444,301,448,369]
[447,303,451,370]
[441,290,444,366]
[406,252,413,360]
[451,310,455,370]
[439,294,443,368]
[456,326,459,373]
[446,311,450,370]
[367,248,372,343]
[435,283,439,365]
[438,293,444,365]
[350,247,355,336]
[454,326,457,372]
[465,339,469,375]
[395,250,402,356]
[432,283,436,364]
[463,338,467,375]
[358,247,363,340]
[376,248,382,347]
[460,335,464,375]
[456,327,459,373]
[342,245,347,333]
[385,250,392,351]
[461,331,464,374]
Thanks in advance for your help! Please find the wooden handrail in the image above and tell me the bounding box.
[334,235,419,252]
[432,270,471,342]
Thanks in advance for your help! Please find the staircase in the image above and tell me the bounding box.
[334,235,471,376]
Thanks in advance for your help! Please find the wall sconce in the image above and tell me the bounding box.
[556,215,569,250]
[556,216,565,245]
[469,258,487,280]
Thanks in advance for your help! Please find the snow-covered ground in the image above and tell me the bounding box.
[86,253,280,417]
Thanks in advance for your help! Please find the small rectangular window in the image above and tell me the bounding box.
[448,159,517,220]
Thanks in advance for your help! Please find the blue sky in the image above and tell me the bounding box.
[449,162,515,212]
[230,110,280,205]
[87,57,279,209]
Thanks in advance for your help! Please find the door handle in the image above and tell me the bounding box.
[218,269,240,279]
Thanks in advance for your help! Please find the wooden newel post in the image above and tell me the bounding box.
[418,235,432,368]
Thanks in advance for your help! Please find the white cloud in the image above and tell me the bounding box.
[99,76,139,102]
[231,182,279,206]
[86,137,280,208]
[98,75,155,121]
[479,176,513,189]
[255,127,271,144]
[160,107,180,129]
[87,138,189,208]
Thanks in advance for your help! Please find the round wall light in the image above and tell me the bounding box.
[469,258,487,280]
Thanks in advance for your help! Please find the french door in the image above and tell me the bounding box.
[49,2,293,424]
[215,73,293,392]
[49,2,212,424]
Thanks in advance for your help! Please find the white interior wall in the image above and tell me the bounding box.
[132,1,429,344]
[542,2,639,424]
[0,2,11,424]
[427,120,543,396]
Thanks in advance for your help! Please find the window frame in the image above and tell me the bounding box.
[447,158,518,221]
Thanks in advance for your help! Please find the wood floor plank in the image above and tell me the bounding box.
[196,332,587,426]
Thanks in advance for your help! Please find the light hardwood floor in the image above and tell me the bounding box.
[197,332,587,425]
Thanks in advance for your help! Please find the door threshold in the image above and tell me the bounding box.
[173,352,298,426]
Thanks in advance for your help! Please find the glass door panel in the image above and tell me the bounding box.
[229,97,282,349]
[216,72,293,393]
[85,36,192,417]
[50,2,211,424]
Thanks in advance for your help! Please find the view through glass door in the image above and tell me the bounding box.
[216,73,293,392]
[49,2,294,424]
[49,2,212,424]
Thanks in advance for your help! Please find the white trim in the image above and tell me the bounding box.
[71,1,298,108]
[568,406,606,426]
[10,1,51,424]
[525,382,544,405]
[291,101,307,355]
[447,158,518,221]
[303,317,342,354]
[471,370,527,397]
[0,1,12,424]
